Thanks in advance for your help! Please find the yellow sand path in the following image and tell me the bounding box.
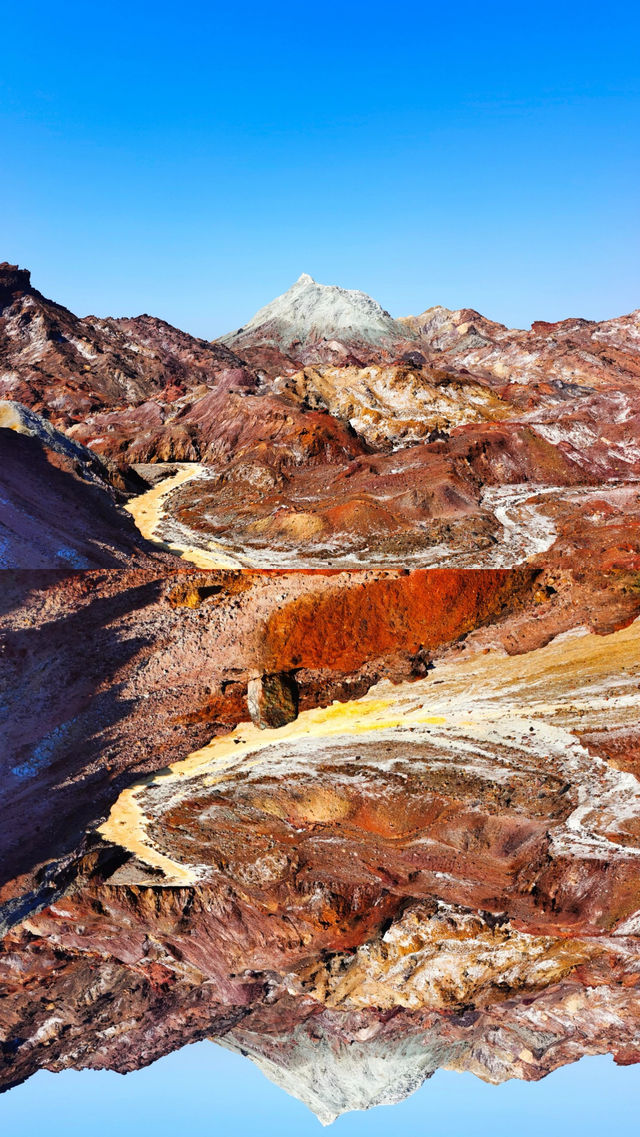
[125,464,245,569]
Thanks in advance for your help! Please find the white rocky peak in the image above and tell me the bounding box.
[219,274,413,350]
[219,1029,438,1125]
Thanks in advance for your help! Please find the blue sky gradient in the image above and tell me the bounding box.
[1,0,639,336]
[1,1044,639,1136]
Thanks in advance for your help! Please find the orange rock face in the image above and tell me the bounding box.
[261,569,536,672]
[0,566,543,892]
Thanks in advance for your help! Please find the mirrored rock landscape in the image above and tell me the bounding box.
[2,264,640,1125]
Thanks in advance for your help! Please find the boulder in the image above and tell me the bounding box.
[247,671,299,729]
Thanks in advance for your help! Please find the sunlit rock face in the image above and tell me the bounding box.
[247,672,299,729]
[0,263,247,428]
[218,273,417,366]
[401,305,640,393]
[274,363,514,448]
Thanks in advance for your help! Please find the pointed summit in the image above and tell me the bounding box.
[218,273,415,363]
[0,262,32,308]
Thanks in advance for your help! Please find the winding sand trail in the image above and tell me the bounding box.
[479,484,558,563]
[98,617,640,886]
[126,464,638,571]
[128,466,561,570]
[125,463,247,568]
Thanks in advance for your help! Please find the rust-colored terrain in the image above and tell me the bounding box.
[1,264,640,1119]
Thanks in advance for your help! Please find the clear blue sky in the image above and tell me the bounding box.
[1,0,638,336]
[1,1043,639,1136]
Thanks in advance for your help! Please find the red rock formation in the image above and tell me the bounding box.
[3,265,639,570]
[0,262,249,428]
[403,304,640,393]
[0,566,542,897]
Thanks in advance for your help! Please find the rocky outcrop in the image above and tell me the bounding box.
[275,362,513,449]
[0,404,165,568]
[248,672,299,729]
[67,385,367,471]
[401,304,640,393]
